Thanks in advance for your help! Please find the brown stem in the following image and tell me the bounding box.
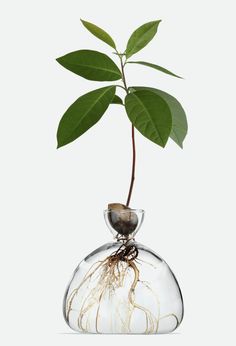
[118,54,136,207]
[126,125,136,206]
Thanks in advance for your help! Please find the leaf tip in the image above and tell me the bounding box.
[57,140,67,149]
[159,141,167,148]
[56,139,63,149]
[175,141,184,149]
[57,132,65,149]
[55,57,62,64]
[154,19,162,26]
[159,134,170,148]
[80,18,90,29]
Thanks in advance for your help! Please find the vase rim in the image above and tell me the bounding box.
[104,208,145,214]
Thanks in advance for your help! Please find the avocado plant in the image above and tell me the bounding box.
[56,19,188,207]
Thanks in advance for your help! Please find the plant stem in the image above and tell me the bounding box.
[118,53,136,207]
[126,124,136,206]
[119,56,129,93]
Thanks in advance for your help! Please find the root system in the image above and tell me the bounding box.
[65,240,179,333]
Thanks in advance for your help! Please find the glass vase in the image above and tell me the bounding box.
[63,209,184,334]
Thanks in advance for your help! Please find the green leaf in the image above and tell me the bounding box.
[56,50,121,81]
[131,87,187,148]
[127,61,182,79]
[57,86,116,148]
[125,89,172,147]
[125,20,161,59]
[111,95,123,105]
[81,19,116,49]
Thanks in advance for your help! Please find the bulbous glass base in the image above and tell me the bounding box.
[63,241,183,334]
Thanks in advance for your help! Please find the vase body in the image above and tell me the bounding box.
[63,209,184,334]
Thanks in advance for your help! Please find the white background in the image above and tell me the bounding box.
[1,0,236,345]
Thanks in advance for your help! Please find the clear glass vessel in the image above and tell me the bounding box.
[63,209,184,334]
